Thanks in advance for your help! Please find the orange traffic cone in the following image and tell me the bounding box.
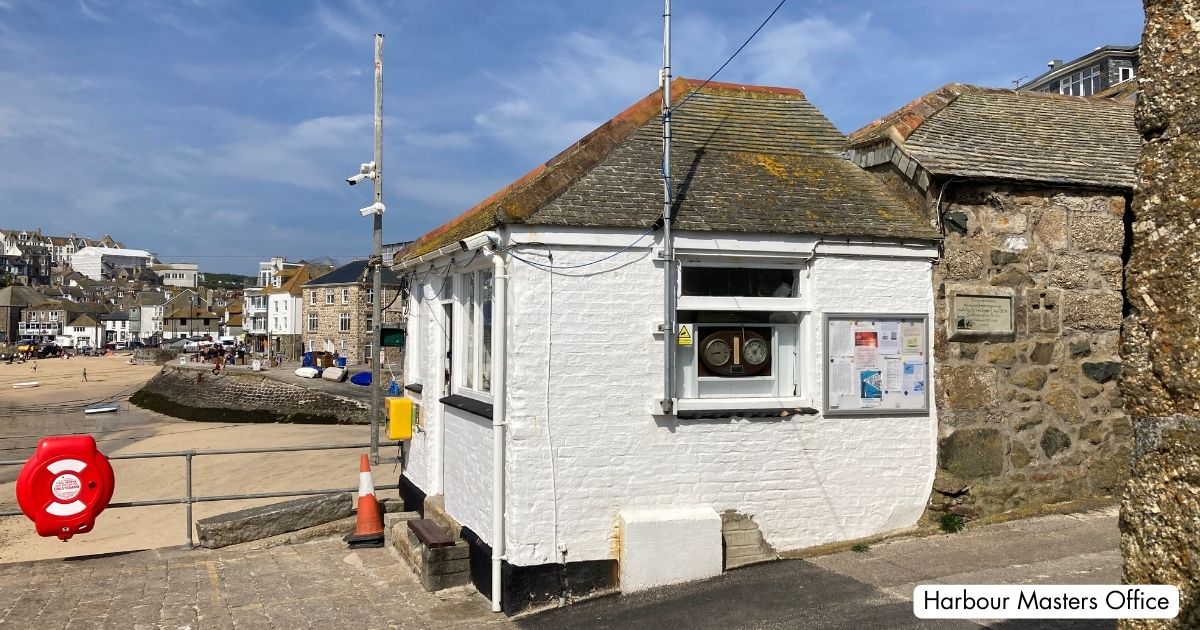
[345,453,385,548]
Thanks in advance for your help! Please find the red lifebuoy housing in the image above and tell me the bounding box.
[15,435,115,541]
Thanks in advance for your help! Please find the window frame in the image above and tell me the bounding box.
[341,288,350,305]
[452,268,494,400]
[308,313,318,332]
[338,312,350,332]
[674,260,809,412]
[325,289,334,305]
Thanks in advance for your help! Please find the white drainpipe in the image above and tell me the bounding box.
[482,234,507,613]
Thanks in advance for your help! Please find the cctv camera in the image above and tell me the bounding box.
[359,161,376,174]
[459,240,468,251]
[347,173,369,186]
[358,202,385,217]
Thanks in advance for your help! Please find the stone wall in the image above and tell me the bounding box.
[1119,1,1200,627]
[931,184,1132,518]
[130,366,369,424]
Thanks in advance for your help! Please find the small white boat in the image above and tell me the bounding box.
[11,381,39,389]
[321,367,347,382]
[84,404,119,415]
[294,367,320,379]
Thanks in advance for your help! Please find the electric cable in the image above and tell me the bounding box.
[672,0,789,113]
[501,224,659,272]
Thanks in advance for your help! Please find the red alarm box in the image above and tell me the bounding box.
[15,435,115,541]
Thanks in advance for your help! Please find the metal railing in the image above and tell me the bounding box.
[0,441,401,548]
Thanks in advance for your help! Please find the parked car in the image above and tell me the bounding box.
[37,343,63,358]
[130,341,146,349]
[16,339,37,353]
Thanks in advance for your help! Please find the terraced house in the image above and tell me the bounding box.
[300,260,402,366]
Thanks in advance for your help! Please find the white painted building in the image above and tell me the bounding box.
[393,79,943,614]
[72,247,154,281]
[63,314,103,349]
[154,262,201,288]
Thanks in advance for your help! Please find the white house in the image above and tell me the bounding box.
[64,313,103,349]
[72,246,154,281]
[393,79,942,614]
[153,262,201,288]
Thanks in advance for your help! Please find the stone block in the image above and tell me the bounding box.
[1029,340,1056,365]
[1011,367,1048,391]
[1040,427,1071,458]
[936,366,999,410]
[1026,291,1061,334]
[196,493,353,549]
[383,511,420,546]
[1033,209,1069,251]
[990,250,1019,265]
[1064,291,1122,331]
[426,558,470,577]
[1043,383,1086,425]
[1070,214,1124,254]
[1079,421,1110,445]
[420,570,470,592]
[1094,256,1123,290]
[983,344,1015,366]
[990,268,1032,288]
[1010,442,1033,468]
[426,541,469,563]
[1068,339,1092,358]
[1081,361,1121,383]
[1049,254,1090,289]
[988,210,1029,235]
[942,247,985,281]
[939,428,1004,479]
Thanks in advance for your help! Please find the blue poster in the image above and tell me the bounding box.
[859,369,882,405]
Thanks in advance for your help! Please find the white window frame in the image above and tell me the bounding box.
[308,313,318,331]
[1119,66,1134,83]
[326,289,334,305]
[453,268,493,399]
[406,288,424,386]
[1058,64,1102,96]
[341,288,350,305]
[310,291,316,305]
[339,312,350,332]
[674,260,809,413]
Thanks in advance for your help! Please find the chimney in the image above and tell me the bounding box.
[1048,59,1063,69]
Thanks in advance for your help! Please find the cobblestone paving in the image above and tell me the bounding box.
[0,539,515,629]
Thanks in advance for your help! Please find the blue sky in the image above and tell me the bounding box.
[0,0,1143,274]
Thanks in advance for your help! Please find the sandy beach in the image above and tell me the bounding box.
[0,355,397,563]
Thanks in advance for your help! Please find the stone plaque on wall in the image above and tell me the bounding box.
[946,286,1017,340]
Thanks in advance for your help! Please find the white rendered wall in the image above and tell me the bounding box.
[499,234,936,568]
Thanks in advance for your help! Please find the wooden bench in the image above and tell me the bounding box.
[408,518,456,549]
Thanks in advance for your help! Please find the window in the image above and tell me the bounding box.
[1058,64,1102,96]
[366,288,374,305]
[366,315,373,332]
[456,270,493,394]
[310,291,316,305]
[326,289,334,305]
[308,313,318,331]
[364,343,372,366]
[341,288,350,304]
[273,317,278,329]
[675,265,804,407]
[339,312,350,332]
[341,340,347,352]
[274,301,279,312]
[74,326,84,333]
[1119,66,1135,82]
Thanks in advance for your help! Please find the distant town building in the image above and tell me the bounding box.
[1017,44,1137,96]
[301,260,402,365]
[154,262,202,288]
[72,246,154,281]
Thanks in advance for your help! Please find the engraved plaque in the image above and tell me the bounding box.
[953,294,1014,334]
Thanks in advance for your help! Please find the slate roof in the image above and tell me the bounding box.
[302,259,402,287]
[847,83,1137,189]
[399,78,937,262]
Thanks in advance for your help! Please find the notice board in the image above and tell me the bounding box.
[824,313,929,415]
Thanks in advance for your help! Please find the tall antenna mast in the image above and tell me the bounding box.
[660,0,676,414]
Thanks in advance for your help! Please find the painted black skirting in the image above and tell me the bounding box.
[439,394,493,420]
[397,474,426,516]
[404,383,423,393]
[459,526,618,615]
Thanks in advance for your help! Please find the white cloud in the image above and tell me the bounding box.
[740,15,872,89]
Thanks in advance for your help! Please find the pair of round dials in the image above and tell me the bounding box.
[700,330,770,377]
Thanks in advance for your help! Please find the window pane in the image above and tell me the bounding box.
[480,272,493,393]
[463,273,476,389]
[681,267,795,297]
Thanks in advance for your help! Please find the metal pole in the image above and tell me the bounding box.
[370,32,385,465]
[660,0,676,415]
[184,451,194,548]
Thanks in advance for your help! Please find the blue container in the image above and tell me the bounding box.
[336,357,347,368]
[302,352,313,368]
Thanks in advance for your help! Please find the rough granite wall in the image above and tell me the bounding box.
[1119,1,1200,628]
[931,184,1131,518]
[131,366,369,424]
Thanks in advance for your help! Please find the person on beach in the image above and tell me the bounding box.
[31,361,36,372]
[82,368,87,382]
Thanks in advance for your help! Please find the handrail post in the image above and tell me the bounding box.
[184,451,194,549]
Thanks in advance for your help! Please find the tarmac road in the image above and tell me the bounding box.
[518,507,1119,630]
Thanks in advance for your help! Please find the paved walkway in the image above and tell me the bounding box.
[0,539,514,629]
